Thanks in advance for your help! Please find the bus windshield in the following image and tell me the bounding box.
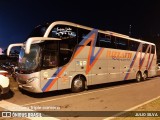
[19,45,40,71]
[29,24,49,37]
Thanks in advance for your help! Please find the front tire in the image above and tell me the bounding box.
[71,76,85,93]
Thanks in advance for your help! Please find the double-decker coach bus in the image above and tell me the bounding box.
[7,21,157,93]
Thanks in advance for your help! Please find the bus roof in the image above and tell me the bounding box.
[46,21,155,46]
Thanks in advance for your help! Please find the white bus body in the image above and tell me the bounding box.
[7,21,157,93]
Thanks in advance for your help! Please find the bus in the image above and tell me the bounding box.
[7,21,157,93]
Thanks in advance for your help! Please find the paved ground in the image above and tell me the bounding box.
[0,76,160,120]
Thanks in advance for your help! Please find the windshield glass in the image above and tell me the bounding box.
[19,45,40,71]
[29,24,49,37]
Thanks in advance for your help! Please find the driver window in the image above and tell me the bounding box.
[59,39,75,66]
[42,50,58,68]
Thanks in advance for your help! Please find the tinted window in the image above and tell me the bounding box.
[151,45,155,54]
[41,41,59,69]
[41,38,77,67]
[96,34,112,48]
[49,25,77,40]
[116,37,128,50]
[97,34,107,48]
[43,41,58,50]
[105,35,112,48]
[42,50,58,68]
[110,36,117,49]
[78,28,90,45]
[29,24,49,37]
[147,45,151,53]
[59,38,77,66]
[142,44,148,53]
[129,41,140,51]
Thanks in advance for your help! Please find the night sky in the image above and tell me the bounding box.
[0,0,160,52]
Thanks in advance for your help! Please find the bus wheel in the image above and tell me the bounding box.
[71,76,85,93]
[136,72,142,82]
[143,71,148,80]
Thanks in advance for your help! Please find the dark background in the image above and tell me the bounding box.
[0,0,160,59]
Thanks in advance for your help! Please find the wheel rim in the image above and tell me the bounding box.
[143,73,147,80]
[73,79,83,89]
[137,73,141,82]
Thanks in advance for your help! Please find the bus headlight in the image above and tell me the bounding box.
[27,77,39,83]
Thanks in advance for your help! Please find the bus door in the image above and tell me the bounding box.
[40,49,59,91]
[40,50,72,92]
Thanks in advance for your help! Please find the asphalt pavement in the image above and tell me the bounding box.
[0,76,160,120]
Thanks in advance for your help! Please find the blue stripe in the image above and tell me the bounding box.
[42,67,62,92]
[124,52,137,80]
[89,30,99,64]
[147,54,154,70]
[90,48,102,64]
[124,43,142,80]
[76,29,98,54]
[79,29,98,45]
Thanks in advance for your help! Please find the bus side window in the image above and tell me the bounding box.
[105,35,112,48]
[147,45,151,53]
[114,37,119,49]
[117,37,128,50]
[59,38,77,66]
[129,41,139,51]
[98,33,107,48]
[111,36,117,49]
[49,25,77,40]
[142,44,148,53]
[151,45,155,54]
[42,50,58,68]
[59,41,71,66]
[98,34,112,48]
[78,28,91,45]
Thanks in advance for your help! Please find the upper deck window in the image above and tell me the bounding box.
[151,45,155,54]
[49,25,77,39]
[116,37,128,50]
[142,44,149,53]
[96,34,112,48]
[129,40,140,51]
[29,24,49,37]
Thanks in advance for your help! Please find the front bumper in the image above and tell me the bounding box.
[18,84,37,92]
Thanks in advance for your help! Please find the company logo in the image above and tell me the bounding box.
[106,50,132,61]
